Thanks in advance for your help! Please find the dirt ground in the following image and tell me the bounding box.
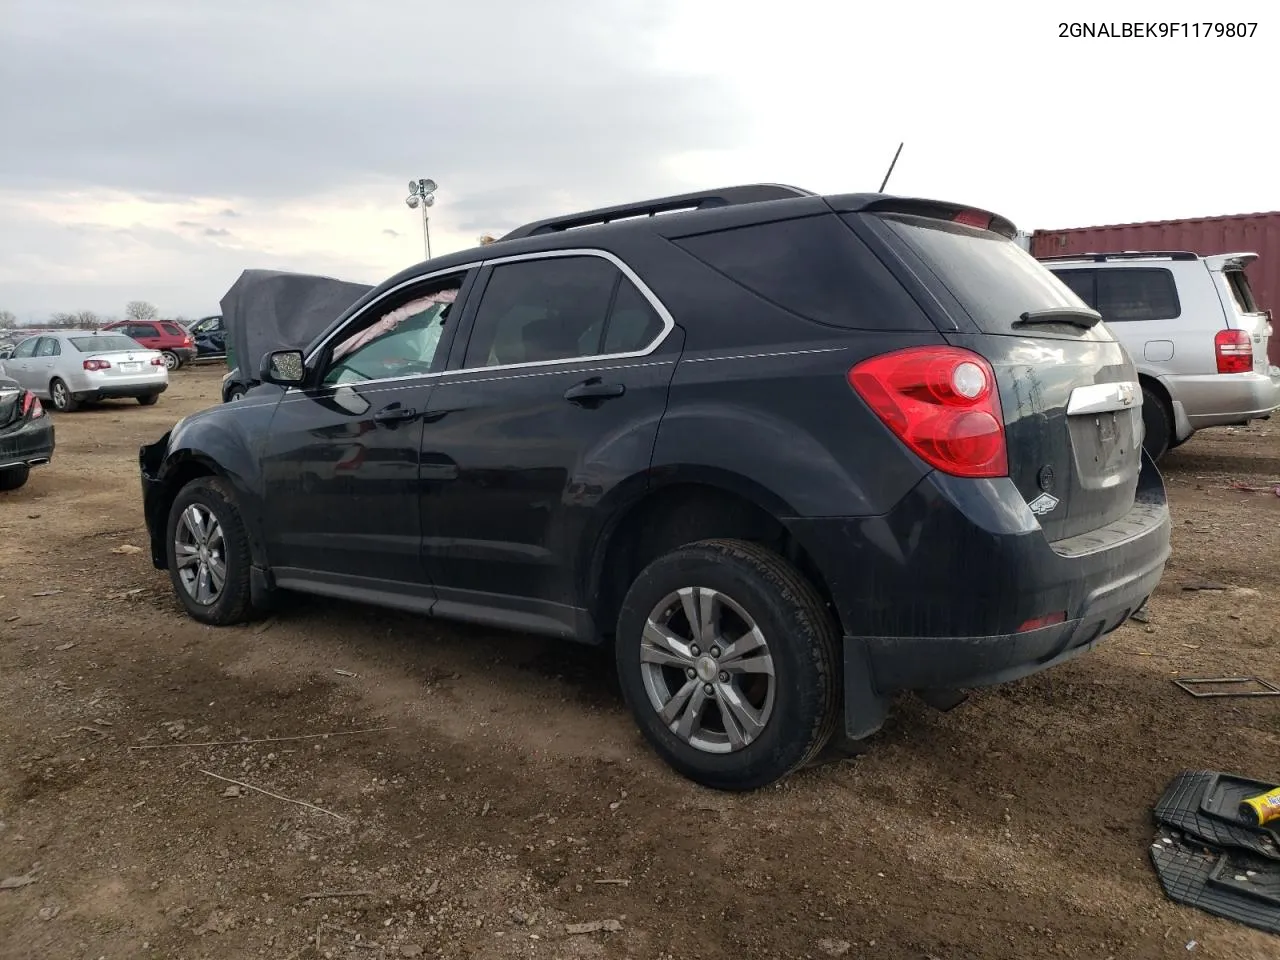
[1,366,1278,960]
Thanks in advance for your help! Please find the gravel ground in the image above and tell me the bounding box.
[1,366,1278,959]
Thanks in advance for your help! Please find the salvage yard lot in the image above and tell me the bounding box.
[2,366,1278,960]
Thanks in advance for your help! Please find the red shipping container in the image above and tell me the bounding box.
[1030,212,1280,366]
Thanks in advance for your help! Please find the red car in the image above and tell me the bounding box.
[100,320,196,371]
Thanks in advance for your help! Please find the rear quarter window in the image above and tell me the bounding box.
[1225,270,1260,314]
[162,322,186,336]
[672,214,932,331]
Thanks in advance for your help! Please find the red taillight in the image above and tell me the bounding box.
[183,336,193,346]
[848,346,1008,478]
[953,210,992,230]
[20,391,44,418]
[1214,329,1253,374]
[151,356,166,366]
[1017,611,1067,633]
[83,359,111,371]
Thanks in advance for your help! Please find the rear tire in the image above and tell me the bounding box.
[0,465,30,491]
[137,393,160,406]
[49,378,78,412]
[615,538,840,791]
[166,476,258,625]
[1141,385,1172,460]
[162,351,180,371]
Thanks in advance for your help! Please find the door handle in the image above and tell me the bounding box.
[563,378,625,404]
[373,403,419,424]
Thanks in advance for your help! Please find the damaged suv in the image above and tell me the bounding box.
[139,185,1171,790]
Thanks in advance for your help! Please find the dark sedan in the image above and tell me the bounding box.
[0,375,54,490]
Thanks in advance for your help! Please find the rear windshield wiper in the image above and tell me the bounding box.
[1014,307,1103,330]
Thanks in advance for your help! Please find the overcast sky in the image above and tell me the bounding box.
[2,0,1275,322]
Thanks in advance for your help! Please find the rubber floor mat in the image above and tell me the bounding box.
[1154,770,1280,861]
[1150,826,1280,934]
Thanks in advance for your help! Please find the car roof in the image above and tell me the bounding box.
[346,184,1017,318]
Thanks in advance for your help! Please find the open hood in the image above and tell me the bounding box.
[220,269,373,381]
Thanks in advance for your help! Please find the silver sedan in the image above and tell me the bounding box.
[0,331,169,411]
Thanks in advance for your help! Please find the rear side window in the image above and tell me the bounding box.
[1095,269,1180,322]
[162,322,185,336]
[1225,270,1260,314]
[36,337,61,357]
[463,256,655,368]
[878,214,1098,336]
[674,214,931,331]
[1050,267,1182,322]
[1053,269,1097,305]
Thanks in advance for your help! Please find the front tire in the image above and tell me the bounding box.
[49,378,79,412]
[615,538,840,791]
[0,466,30,491]
[166,476,257,625]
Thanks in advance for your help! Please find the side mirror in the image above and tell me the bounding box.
[259,349,306,386]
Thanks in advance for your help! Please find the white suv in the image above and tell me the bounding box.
[1041,251,1280,458]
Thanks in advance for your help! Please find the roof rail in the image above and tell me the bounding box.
[1038,251,1199,263]
[500,184,816,241]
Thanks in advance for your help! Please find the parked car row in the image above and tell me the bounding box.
[0,330,168,411]
[139,183,1173,790]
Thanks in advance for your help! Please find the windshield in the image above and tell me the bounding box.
[880,214,1105,337]
[71,335,141,352]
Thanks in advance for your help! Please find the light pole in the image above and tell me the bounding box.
[405,178,437,260]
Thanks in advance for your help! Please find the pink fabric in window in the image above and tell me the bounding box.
[333,287,458,361]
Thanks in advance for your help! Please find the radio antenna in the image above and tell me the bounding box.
[878,142,904,193]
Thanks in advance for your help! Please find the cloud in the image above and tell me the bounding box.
[0,0,747,318]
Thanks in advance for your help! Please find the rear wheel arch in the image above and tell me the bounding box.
[1137,374,1177,457]
[588,478,839,645]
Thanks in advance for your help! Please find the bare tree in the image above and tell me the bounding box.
[126,300,159,320]
[0,309,16,327]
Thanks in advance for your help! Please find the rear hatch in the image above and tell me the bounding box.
[863,210,1142,543]
[1208,254,1274,374]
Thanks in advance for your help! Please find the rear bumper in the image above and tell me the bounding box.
[1162,371,1280,429]
[786,454,1171,738]
[73,381,168,401]
[0,417,55,470]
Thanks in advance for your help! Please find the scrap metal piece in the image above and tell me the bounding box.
[1172,677,1280,698]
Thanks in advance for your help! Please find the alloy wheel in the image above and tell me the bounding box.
[639,586,776,754]
[174,503,226,605]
